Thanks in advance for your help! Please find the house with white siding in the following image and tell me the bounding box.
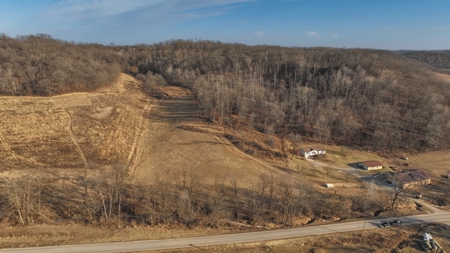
[300,147,326,159]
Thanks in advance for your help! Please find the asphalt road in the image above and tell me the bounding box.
[1,213,450,253]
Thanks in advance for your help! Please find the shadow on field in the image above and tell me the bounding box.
[273,165,298,174]
[155,96,198,122]
[178,140,226,146]
[347,163,361,169]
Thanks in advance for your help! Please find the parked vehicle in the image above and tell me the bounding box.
[379,221,391,228]
[390,219,403,226]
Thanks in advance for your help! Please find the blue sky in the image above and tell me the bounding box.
[0,0,449,49]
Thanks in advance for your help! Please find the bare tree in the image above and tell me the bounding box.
[4,175,45,225]
[91,164,128,224]
[278,175,295,225]
[389,172,412,210]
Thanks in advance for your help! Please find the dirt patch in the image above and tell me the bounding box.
[51,94,93,109]
[224,132,287,162]
[176,123,223,134]
[163,86,193,97]
[89,106,114,120]
[435,72,450,83]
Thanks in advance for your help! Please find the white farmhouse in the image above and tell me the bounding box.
[300,147,326,159]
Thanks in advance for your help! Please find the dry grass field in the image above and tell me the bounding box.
[435,72,450,83]
[131,86,291,189]
[407,150,450,177]
[0,73,150,174]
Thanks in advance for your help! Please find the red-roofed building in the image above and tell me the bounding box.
[359,160,384,170]
[387,169,431,188]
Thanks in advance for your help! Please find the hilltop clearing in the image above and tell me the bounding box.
[133,85,288,188]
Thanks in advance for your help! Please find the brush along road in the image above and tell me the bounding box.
[1,212,450,253]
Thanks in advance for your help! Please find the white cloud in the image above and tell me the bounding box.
[41,0,151,21]
[306,31,319,38]
[253,31,265,37]
[40,0,251,22]
[412,26,450,31]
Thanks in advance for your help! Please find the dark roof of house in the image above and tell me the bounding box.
[395,169,431,184]
[361,160,383,167]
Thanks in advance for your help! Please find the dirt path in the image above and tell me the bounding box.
[127,102,153,176]
[133,86,286,187]
[415,199,447,214]
[64,109,89,169]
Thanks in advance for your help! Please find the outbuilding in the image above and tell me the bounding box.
[359,160,384,170]
[387,169,431,189]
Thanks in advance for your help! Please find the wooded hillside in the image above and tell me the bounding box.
[122,40,450,152]
[0,34,121,96]
[400,50,450,70]
[1,35,450,152]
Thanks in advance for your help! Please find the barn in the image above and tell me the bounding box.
[359,160,384,170]
[387,169,431,189]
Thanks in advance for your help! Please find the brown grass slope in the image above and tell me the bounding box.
[0,73,150,171]
[132,85,290,188]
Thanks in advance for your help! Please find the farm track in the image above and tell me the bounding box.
[127,101,153,178]
[64,109,89,169]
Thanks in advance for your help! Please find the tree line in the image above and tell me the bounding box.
[0,166,391,227]
[400,50,450,70]
[0,34,121,96]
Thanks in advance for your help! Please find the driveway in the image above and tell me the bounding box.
[307,159,362,178]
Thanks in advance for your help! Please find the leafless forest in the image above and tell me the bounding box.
[2,35,450,152]
[127,40,450,152]
[399,50,450,70]
[0,34,121,96]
